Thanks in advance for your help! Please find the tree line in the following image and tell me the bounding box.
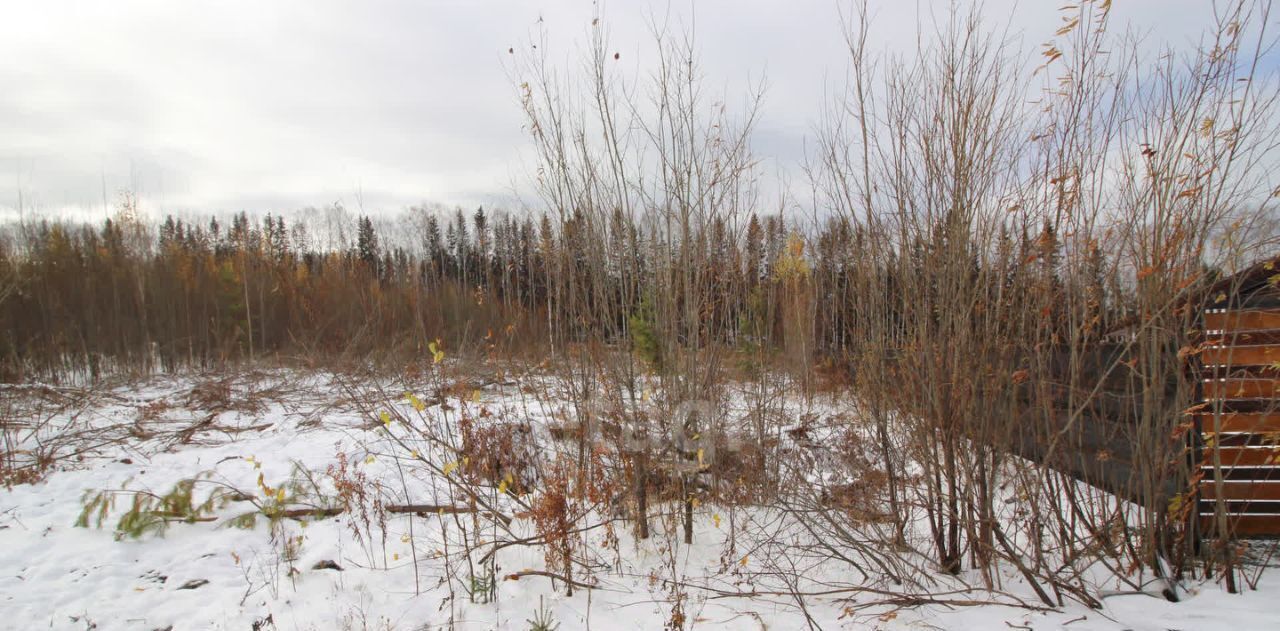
[0,193,1124,384]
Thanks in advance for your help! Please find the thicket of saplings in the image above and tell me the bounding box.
[5,0,1280,617]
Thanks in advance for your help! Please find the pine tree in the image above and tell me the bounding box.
[744,213,763,287]
[473,206,491,289]
[357,216,380,272]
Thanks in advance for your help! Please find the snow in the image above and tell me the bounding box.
[2,370,1278,630]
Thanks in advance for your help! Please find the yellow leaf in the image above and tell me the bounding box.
[697,448,705,468]
[410,449,420,459]
[393,553,400,561]
[713,514,721,528]
[443,461,459,476]
[276,487,285,502]
[365,455,376,464]
[380,410,392,426]
[401,534,411,543]
[740,555,749,567]
[471,390,482,402]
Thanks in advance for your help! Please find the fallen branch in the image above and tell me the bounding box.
[659,578,1057,613]
[275,503,510,524]
[386,503,507,520]
[504,569,599,591]
[276,507,344,519]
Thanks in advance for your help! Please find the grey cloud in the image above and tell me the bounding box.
[0,0,1235,220]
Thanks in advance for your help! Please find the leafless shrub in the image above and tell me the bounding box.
[803,0,1280,604]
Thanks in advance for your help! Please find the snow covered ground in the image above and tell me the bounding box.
[1,370,1277,630]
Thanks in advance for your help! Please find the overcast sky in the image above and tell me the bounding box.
[0,0,1233,222]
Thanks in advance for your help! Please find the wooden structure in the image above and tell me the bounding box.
[1195,257,1280,537]
[1011,254,1280,541]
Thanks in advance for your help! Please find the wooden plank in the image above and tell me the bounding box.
[1201,378,1280,399]
[1198,514,1280,536]
[1197,413,1280,433]
[1198,364,1280,380]
[1205,330,1280,346]
[1198,481,1280,500]
[1201,345,1280,367]
[1208,433,1262,446]
[1198,500,1280,514]
[1205,309,1280,332]
[1203,446,1280,467]
[1199,466,1280,481]
[1205,399,1280,414]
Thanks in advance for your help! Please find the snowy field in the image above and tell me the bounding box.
[1,369,1277,630]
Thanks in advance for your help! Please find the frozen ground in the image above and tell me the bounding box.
[1,370,1277,630]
